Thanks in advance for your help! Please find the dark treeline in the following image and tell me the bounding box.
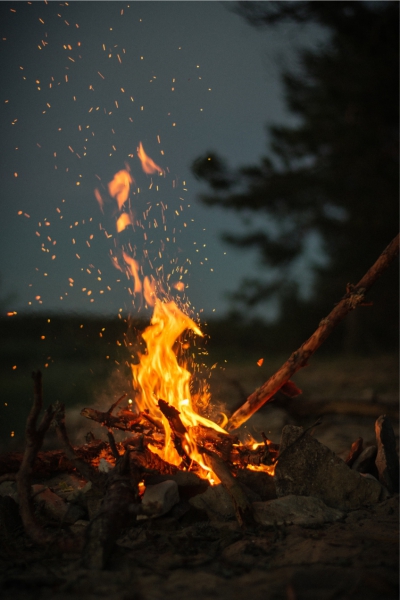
[192,1,399,353]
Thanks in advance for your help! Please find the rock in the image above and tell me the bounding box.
[0,480,18,501]
[274,425,386,510]
[145,471,209,499]
[375,415,399,493]
[44,473,88,501]
[188,479,261,522]
[98,458,113,473]
[189,484,236,521]
[138,480,180,519]
[66,481,92,505]
[85,483,103,520]
[352,445,377,474]
[253,495,344,527]
[236,469,277,501]
[32,484,85,524]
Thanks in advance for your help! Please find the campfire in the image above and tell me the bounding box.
[0,146,398,570]
[0,237,398,571]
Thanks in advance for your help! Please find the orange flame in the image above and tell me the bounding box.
[143,275,156,307]
[137,142,164,175]
[96,163,277,481]
[122,252,142,294]
[116,212,133,233]
[131,299,226,478]
[94,188,104,212]
[108,169,133,210]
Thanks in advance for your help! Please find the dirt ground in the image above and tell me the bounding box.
[0,492,398,600]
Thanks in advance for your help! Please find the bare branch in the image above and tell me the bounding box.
[227,234,399,430]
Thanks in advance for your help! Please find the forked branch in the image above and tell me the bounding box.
[227,233,400,431]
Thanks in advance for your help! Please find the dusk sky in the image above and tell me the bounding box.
[0,1,325,321]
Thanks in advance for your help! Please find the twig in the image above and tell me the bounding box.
[107,430,121,460]
[80,406,163,433]
[106,393,127,414]
[227,233,400,430]
[10,372,84,552]
[54,404,106,490]
[0,440,108,477]
[158,399,191,466]
[15,371,56,545]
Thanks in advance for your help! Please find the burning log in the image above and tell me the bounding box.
[127,443,179,476]
[189,424,238,462]
[158,398,191,465]
[80,399,163,434]
[0,439,108,478]
[227,233,400,431]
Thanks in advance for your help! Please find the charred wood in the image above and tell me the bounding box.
[157,399,191,466]
[189,424,238,462]
[0,439,109,478]
[80,406,163,434]
[127,444,179,476]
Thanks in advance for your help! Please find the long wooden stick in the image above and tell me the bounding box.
[226,233,399,431]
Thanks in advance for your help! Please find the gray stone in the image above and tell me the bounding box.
[138,480,180,519]
[274,425,386,510]
[145,471,205,487]
[375,414,399,493]
[85,483,103,520]
[253,495,344,527]
[236,469,277,501]
[0,481,18,500]
[189,484,236,521]
[144,471,209,500]
[45,473,88,501]
[32,484,85,524]
[98,458,113,473]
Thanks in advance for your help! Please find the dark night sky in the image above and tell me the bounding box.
[0,1,325,321]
